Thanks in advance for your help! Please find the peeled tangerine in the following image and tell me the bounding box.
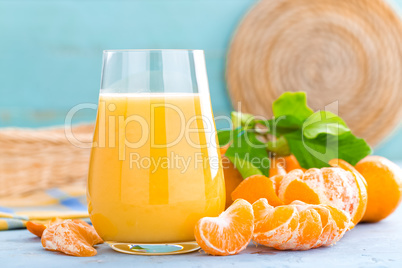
[233,159,368,227]
[195,160,367,254]
[41,220,103,257]
[253,199,351,250]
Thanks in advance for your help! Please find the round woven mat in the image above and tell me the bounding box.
[227,0,402,146]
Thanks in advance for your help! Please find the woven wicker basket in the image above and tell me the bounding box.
[0,124,94,197]
[227,0,402,146]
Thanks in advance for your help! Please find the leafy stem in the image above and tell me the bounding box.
[217,92,372,177]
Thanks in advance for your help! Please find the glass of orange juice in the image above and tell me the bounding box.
[87,49,225,255]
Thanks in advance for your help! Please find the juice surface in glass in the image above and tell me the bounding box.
[87,92,225,243]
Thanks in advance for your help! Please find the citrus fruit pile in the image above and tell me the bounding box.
[27,218,103,257]
[196,155,402,256]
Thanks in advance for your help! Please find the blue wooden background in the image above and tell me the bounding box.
[0,0,401,160]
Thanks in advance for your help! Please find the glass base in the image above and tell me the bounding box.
[108,241,200,255]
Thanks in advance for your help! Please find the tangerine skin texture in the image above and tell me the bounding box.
[355,156,402,222]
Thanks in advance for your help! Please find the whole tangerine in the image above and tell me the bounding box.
[355,156,402,222]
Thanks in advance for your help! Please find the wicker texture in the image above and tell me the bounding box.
[227,0,402,146]
[0,125,93,197]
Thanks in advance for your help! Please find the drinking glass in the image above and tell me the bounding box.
[87,49,225,255]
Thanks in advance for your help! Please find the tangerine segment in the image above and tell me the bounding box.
[194,199,254,256]
[355,156,402,222]
[329,159,368,226]
[271,175,285,196]
[231,175,284,206]
[293,202,351,248]
[322,205,350,246]
[282,205,322,251]
[309,206,334,248]
[252,199,298,249]
[294,203,346,248]
[278,172,322,205]
[252,197,275,220]
[42,220,103,257]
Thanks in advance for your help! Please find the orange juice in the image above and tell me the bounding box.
[87,93,225,243]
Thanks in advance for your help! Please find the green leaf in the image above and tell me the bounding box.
[257,115,302,137]
[217,127,243,146]
[229,157,266,178]
[217,130,232,146]
[266,136,291,156]
[336,132,372,165]
[285,131,372,169]
[225,130,270,178]
[284,130,328,168]
[273,92,314,122]
[303,111,350,139]
[220,91,372,172]
[231,112,255,129]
